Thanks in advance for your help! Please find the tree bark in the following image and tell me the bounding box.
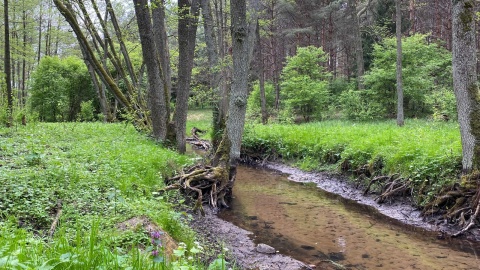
[452,0,478,172]
[4,0,13,127]
[133,0,169,141]
[349,0,365,89]
[227,0,249,164]
[174,0,200,153]
[396,0,404,126]
[256,19,267,124]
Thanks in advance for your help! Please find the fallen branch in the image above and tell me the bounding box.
[48,200,63,238]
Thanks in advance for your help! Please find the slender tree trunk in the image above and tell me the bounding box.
[133,0,169,141]
[37,2,42,64]
[4,0,13,127]
[452,0,478,172]
[256,20,267,124]
[174,0,200,153]
[396,0,404,126]
[106,0,138,87]
[349,0,364,89]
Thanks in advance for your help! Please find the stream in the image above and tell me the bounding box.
[218,165,480,269]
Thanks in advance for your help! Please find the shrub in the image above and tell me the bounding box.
[362,34,452,118]
[280,46,331,121]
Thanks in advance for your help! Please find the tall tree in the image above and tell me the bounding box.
[133,0,170,141]
[225,0,249,166]
[4,0,13,127]
[396,0,404,126]
[174,0,200,153]
[452,0,478,173]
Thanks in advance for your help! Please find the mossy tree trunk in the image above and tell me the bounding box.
[174,0,201,153]
[452,0,479,173]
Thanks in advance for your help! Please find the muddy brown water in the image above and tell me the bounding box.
[218,165,480,270]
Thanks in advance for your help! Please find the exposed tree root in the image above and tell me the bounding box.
[362,173,411,203]
[421,171,480,237]
[161,164,230,215]
[186,127,211,151]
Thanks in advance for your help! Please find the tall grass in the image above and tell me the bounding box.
[243,119,462,204]
[0,122,216,269]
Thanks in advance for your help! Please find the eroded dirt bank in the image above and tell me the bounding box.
[264,162,480,241]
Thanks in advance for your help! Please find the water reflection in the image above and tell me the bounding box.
[219,166,480,269]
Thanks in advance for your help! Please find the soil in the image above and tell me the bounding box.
[188,161,480,269]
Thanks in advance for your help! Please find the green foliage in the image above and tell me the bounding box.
[242,119,462,205]
[29,56,96,122]
[280,46,331,121]
[79,100,95,122]
[246,81,276,121]
[339,89,386,120]
[0,122,224,268]
[362,34,453,118]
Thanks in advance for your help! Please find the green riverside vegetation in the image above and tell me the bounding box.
[0,121,226,269]
[242,119,462,205]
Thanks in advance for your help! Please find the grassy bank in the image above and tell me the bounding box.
[242,119,462,205]
[0,122,219,269]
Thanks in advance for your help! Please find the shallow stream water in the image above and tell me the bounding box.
[218,165,480,269]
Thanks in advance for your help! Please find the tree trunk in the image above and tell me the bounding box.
[452,0,478,173]
[152,0,172,99]
[256,20,267,124]
[174,0,200,153]
[396,0,404,126]
[349,0,365,89]
[133,0,169,141]
[226,0,249,165]
[4,0,13,127]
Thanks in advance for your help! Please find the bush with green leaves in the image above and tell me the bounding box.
[361,34,453,119]
[280,46,331,121]
[246,81,276,121]
[29,56,96,122]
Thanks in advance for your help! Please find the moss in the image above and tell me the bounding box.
[459,0,475,32]
[468,83,480,169]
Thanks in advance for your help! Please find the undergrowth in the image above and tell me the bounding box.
[242,119,462,206]
[0,122,225,269]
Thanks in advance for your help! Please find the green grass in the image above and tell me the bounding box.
[0,121,221,269]
[186,109,212,139]
[242,119,462,205]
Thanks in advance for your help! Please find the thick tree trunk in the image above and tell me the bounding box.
[174,0,200,153]
[396,0,404,126]
[226,0,249,164]
[133,0,169,141]
[152,0,172,111]
[452,0,478,172]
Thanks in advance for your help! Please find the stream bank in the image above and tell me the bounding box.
[189,162,480,269]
